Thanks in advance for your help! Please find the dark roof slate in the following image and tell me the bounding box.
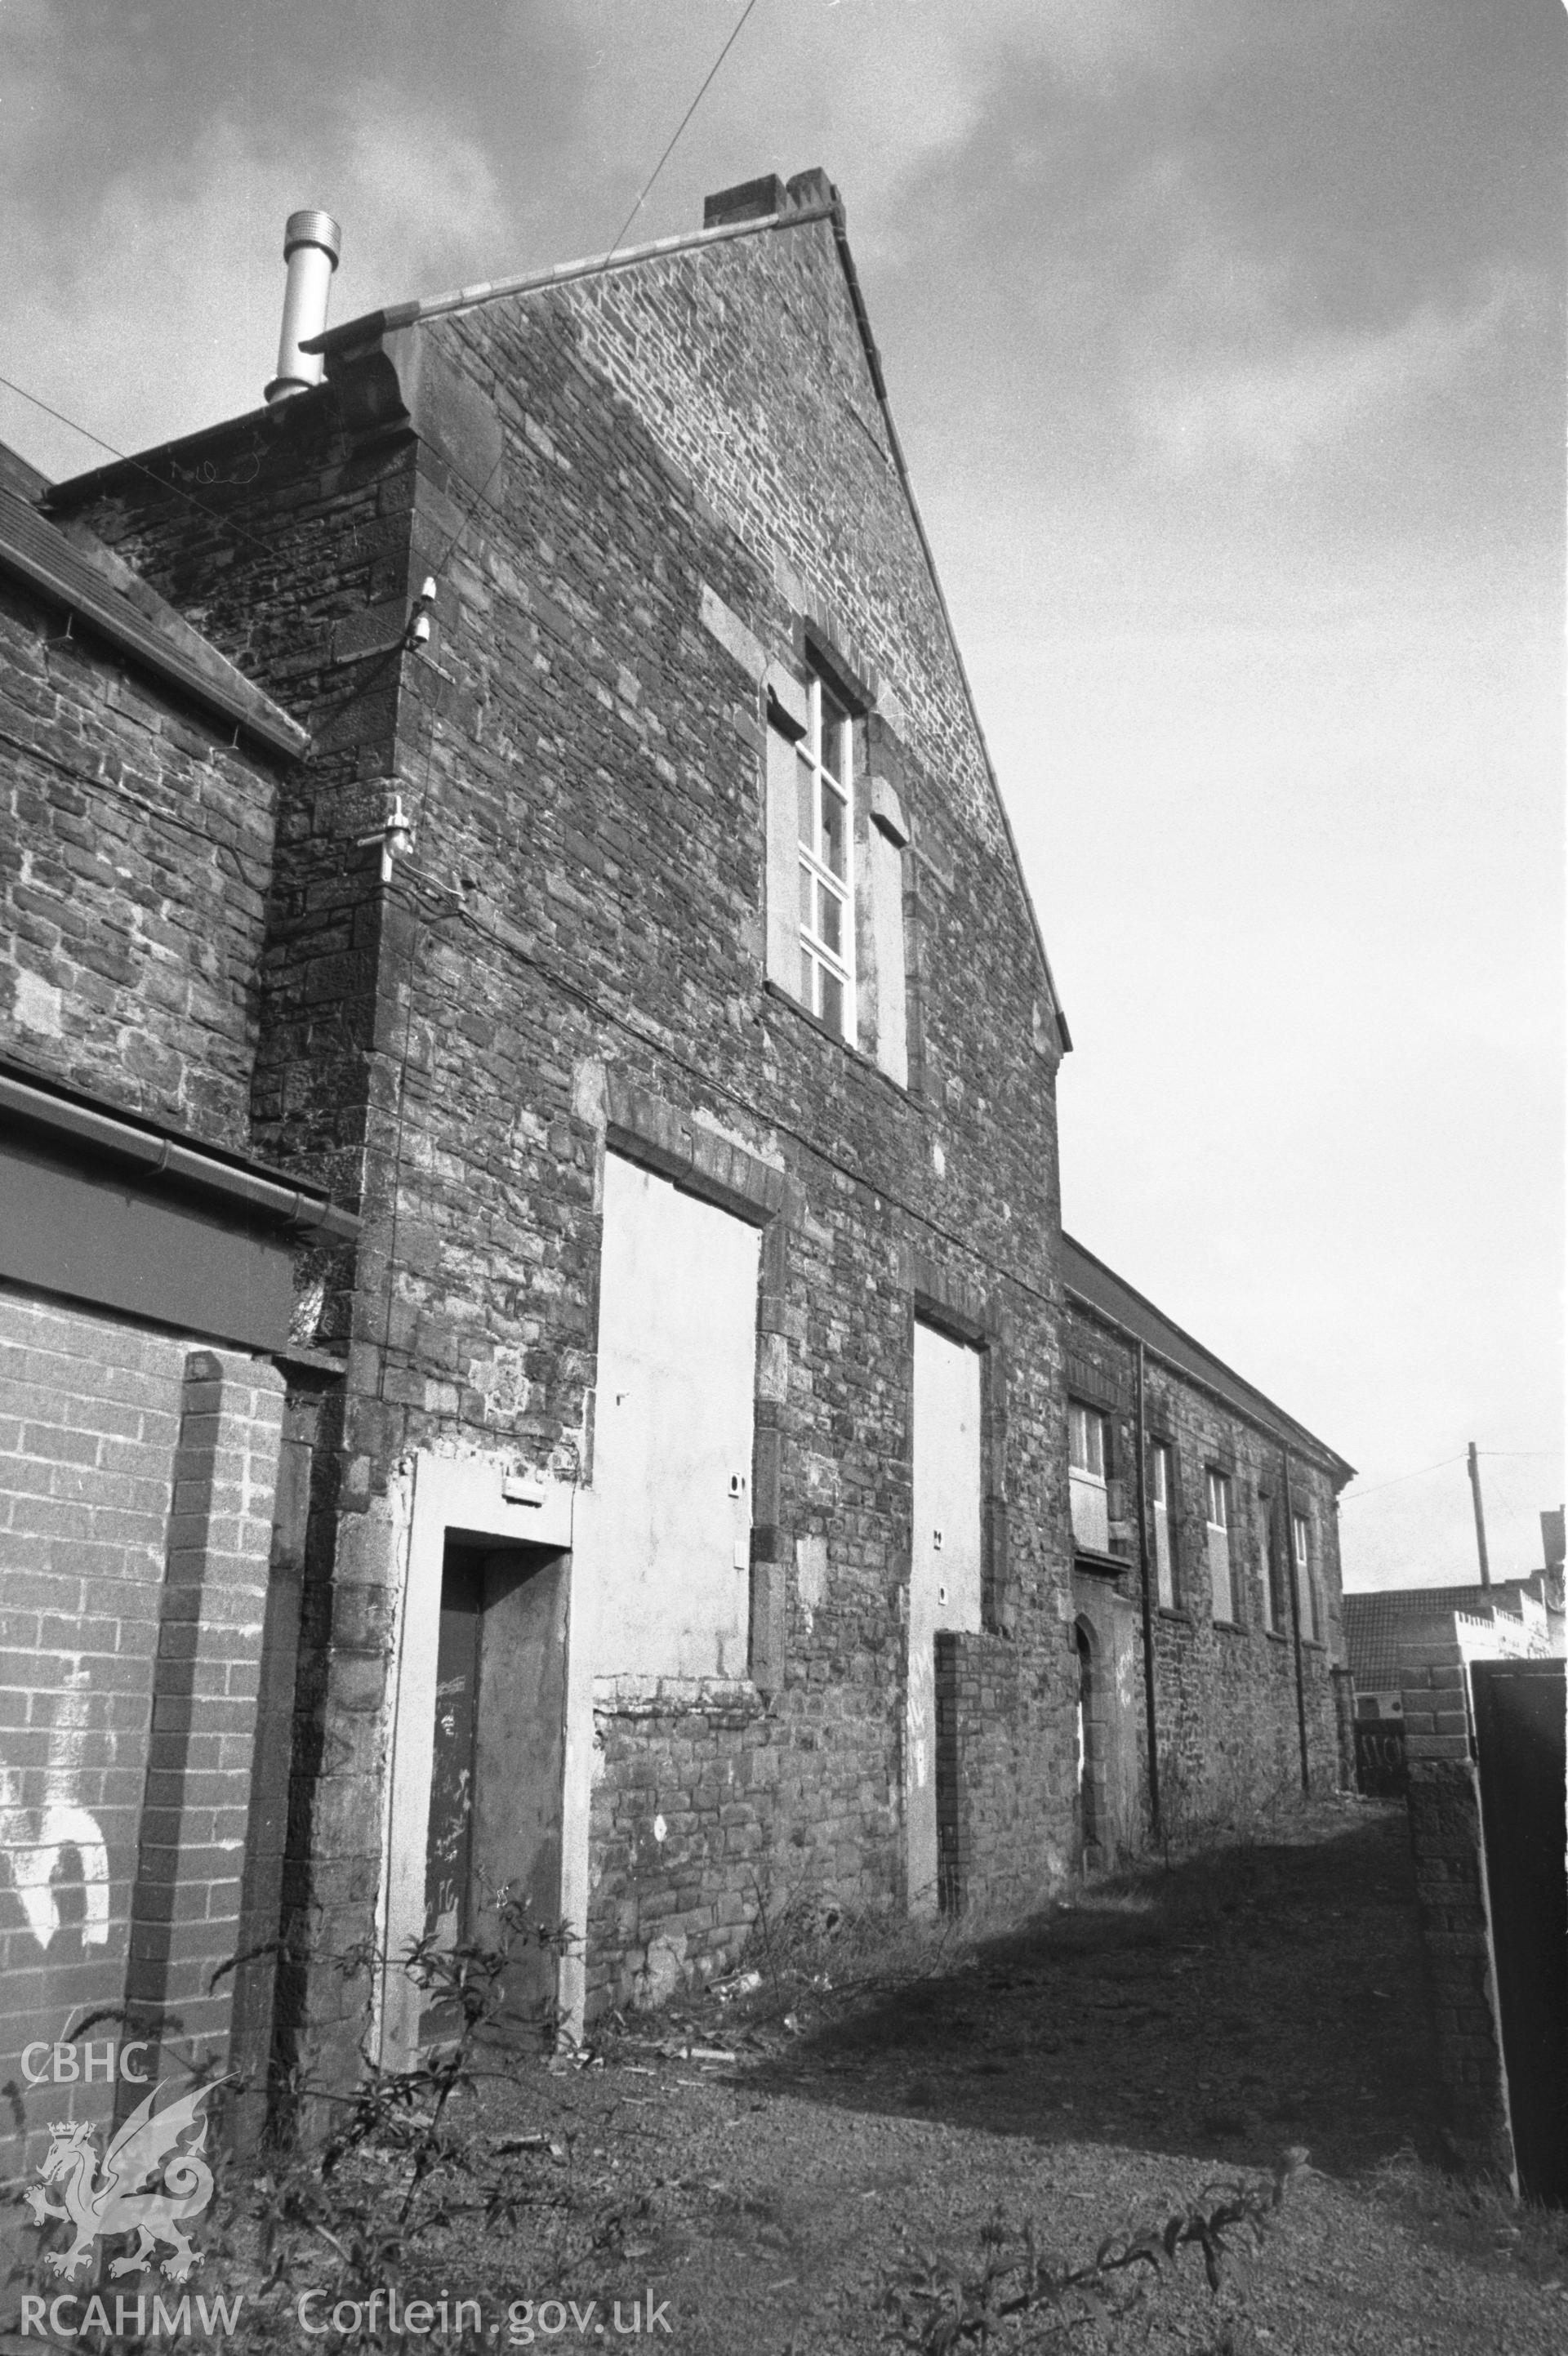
[0,486,307,759]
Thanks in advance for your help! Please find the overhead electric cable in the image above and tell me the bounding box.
[1339,1455,1467,1508]
[604,0,764,257]
[0,370,276,557]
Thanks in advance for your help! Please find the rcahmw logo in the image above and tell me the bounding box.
[20,2048,231,2328]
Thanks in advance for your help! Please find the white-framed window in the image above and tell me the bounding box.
[1293,1510,1316,1640]
[1150,1440,1175,1610]
[1205,1467,1234,1623]
[764,656,909,1076]
[1068,1401,1109,1554]
[795,671,855,1035]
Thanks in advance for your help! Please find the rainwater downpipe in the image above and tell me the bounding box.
[1281,1448,1311,1794]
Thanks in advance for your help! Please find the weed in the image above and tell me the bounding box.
[2,1894,576,2354]
[1369,2144,1568,2283]
[880,2148,1312,2350]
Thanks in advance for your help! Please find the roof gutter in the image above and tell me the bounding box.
[0,1068,359,1241]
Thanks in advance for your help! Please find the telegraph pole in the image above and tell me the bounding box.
[1466,1442,1491,1588]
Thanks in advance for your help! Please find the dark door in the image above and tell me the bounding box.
[1471,1658,1568,2205]
[470,1546,569,2042]
[421,1539,569,2048]
[424,1545,485,1952]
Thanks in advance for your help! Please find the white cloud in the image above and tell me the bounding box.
[1133,263,1542,478]
[0,83,519,479]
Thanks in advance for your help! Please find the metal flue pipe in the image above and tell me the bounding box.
[265,210,342,404]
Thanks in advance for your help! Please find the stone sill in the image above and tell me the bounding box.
[1156,1606,1192,1625]
[763,978,915,1102]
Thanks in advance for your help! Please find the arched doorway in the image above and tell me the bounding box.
[1076,1618,1105,1870]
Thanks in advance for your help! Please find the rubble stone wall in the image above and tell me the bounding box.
[1062,1302,1347,1849]
[0,568,282,1150]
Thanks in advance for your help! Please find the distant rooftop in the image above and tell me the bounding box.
[1343,1579,1561,1689]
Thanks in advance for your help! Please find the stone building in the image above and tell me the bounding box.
[1,171,1352,2127]
[1062,1237,1352,1857]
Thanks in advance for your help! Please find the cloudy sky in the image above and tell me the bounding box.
[2,0,1561,1588]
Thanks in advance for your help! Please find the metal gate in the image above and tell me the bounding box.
[1471,1658,1568,2205]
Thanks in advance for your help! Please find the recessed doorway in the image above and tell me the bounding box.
[419,1534,568,2047]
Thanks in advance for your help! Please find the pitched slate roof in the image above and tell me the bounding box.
[1062,1231,1354,1481]
[0,480,307,759]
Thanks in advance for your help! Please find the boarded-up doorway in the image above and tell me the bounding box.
[421,1535,568,2046]
[908,1323,983,1915]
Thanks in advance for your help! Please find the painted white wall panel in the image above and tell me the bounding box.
[906,1322,983,1914]
[585,1153,760,1679]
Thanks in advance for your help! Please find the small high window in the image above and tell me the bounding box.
[1205,1467,1234,1624]
[1150,1441,1175,1609]
[1068,1401,1109,1553]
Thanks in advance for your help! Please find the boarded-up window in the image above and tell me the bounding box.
[764,675,806,994]
[586,1154,760,1679]
[1069,1400,1109,1554]
[1206,1467,1234,1624]
[858,774,910,1086]
[1150,1441,1175,1609]
[1293,1511,1316,1640]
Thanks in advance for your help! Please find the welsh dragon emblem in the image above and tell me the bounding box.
[23,2079,224,2281]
